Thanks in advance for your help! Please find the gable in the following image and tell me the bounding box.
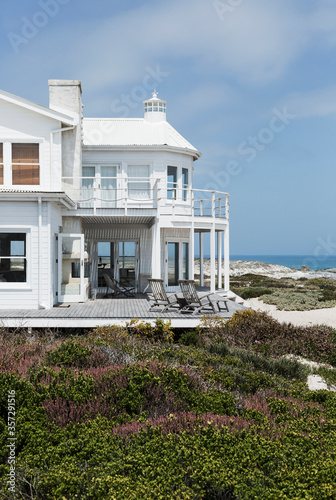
[0,89,76,126]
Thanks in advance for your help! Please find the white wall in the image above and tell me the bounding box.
[0,200,62,310]
[0,100,63,191]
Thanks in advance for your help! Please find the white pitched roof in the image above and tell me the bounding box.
[83,118,201,159]
[0,89,77,125]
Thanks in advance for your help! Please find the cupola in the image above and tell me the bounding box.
[143,90,166,123]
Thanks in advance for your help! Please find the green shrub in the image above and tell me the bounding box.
[261,289,336,310]
[178,330,199,346]
[46,340,108,369]
[127,319,174,343]
[234,287,274,300]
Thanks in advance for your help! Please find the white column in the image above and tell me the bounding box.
[190,189,195,280]
[151,221,161,278]
[210,191,216,292]
[217,231,223,289]
[224,226,230,292]
[199,232,204,287]
[210,226,216,293]
[190,227,194,281]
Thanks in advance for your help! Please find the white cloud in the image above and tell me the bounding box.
[282,86,336,118]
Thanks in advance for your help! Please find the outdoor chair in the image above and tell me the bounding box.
[147,278,180,312]
[103,274,135,298]
[178,279,229,315]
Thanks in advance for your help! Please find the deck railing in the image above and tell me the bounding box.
[61,177,229,220]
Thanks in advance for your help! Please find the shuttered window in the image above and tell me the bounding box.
[0,144,3,185]
[12,144,39,185]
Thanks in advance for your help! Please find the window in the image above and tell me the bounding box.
[71,262,90,278]
[0,144,3,185]
[167,166,177,200]
[128,165,150,200]
[12,143,39,185]
[0,233,26,283]
[168,242,179,286]
[182,168,189,201]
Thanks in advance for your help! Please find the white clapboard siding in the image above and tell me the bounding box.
[0,201,62,310]
[0,99,63,192]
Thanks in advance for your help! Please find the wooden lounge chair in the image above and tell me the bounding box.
[103,274,135,297]
[178,279,229,315]
[147,278,180,312]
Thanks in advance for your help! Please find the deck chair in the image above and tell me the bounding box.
[147,278,180,312]
[103,274,135,297]
[178,279,229,315]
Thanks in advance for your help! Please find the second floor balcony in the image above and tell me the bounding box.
[61,176,229,221]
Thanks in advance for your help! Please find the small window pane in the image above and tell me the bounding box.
[167,166,177,200]
[12,144,40,185]
[12,144,39,163]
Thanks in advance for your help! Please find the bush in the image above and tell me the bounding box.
[234,287,274,300]
[260,289,336,310]
[199,310,336,363]
[178,330,199,346]
[46,340,109,369]
[127,319,174,343]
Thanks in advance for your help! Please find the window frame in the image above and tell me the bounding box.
[0,228,31,289]
[0,140,43,188]
[126,163,152,202]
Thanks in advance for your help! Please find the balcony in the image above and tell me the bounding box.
[61,177,229,221]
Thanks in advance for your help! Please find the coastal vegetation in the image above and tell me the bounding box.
[231,274,336,310]
[0,312,336,499]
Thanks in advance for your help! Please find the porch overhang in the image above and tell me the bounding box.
[81,215,156,228]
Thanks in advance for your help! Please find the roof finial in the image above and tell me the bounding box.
[152,89,158,99]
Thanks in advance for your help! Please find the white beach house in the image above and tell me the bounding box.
[0,80,229,310]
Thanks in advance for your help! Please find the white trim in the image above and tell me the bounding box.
[0,89,76,125]
[0,227,32,289]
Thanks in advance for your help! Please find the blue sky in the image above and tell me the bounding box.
[1,0,336,256]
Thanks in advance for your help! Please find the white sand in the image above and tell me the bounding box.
[247,297,336,328]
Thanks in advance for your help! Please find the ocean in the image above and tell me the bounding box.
[197,255,336,272]
[231,255,336,272]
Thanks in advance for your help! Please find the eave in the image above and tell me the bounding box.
[82,144,202,161]
[0,89,77,126]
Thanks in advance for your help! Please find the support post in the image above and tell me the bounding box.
[199,232,204,287]
[210,192,216,292]
[151,221,161,279]
[217,231,223,289]
[224,226,230,292]
[190,190,195,280]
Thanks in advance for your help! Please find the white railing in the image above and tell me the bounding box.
[61,177,229,220]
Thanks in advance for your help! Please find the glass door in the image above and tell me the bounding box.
[58,234,85,302]
[168,242,179,286]
[97,242,115,288]
[118,241,137,290]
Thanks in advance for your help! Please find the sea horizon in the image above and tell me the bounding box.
[194,254,336,272]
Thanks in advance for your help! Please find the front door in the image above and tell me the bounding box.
[58,234,85,302]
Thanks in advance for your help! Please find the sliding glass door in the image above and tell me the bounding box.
[118,241,137,288]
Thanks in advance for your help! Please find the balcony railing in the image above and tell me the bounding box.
[61,177,229,220]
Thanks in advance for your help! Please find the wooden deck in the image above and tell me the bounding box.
[0,292,246,329]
